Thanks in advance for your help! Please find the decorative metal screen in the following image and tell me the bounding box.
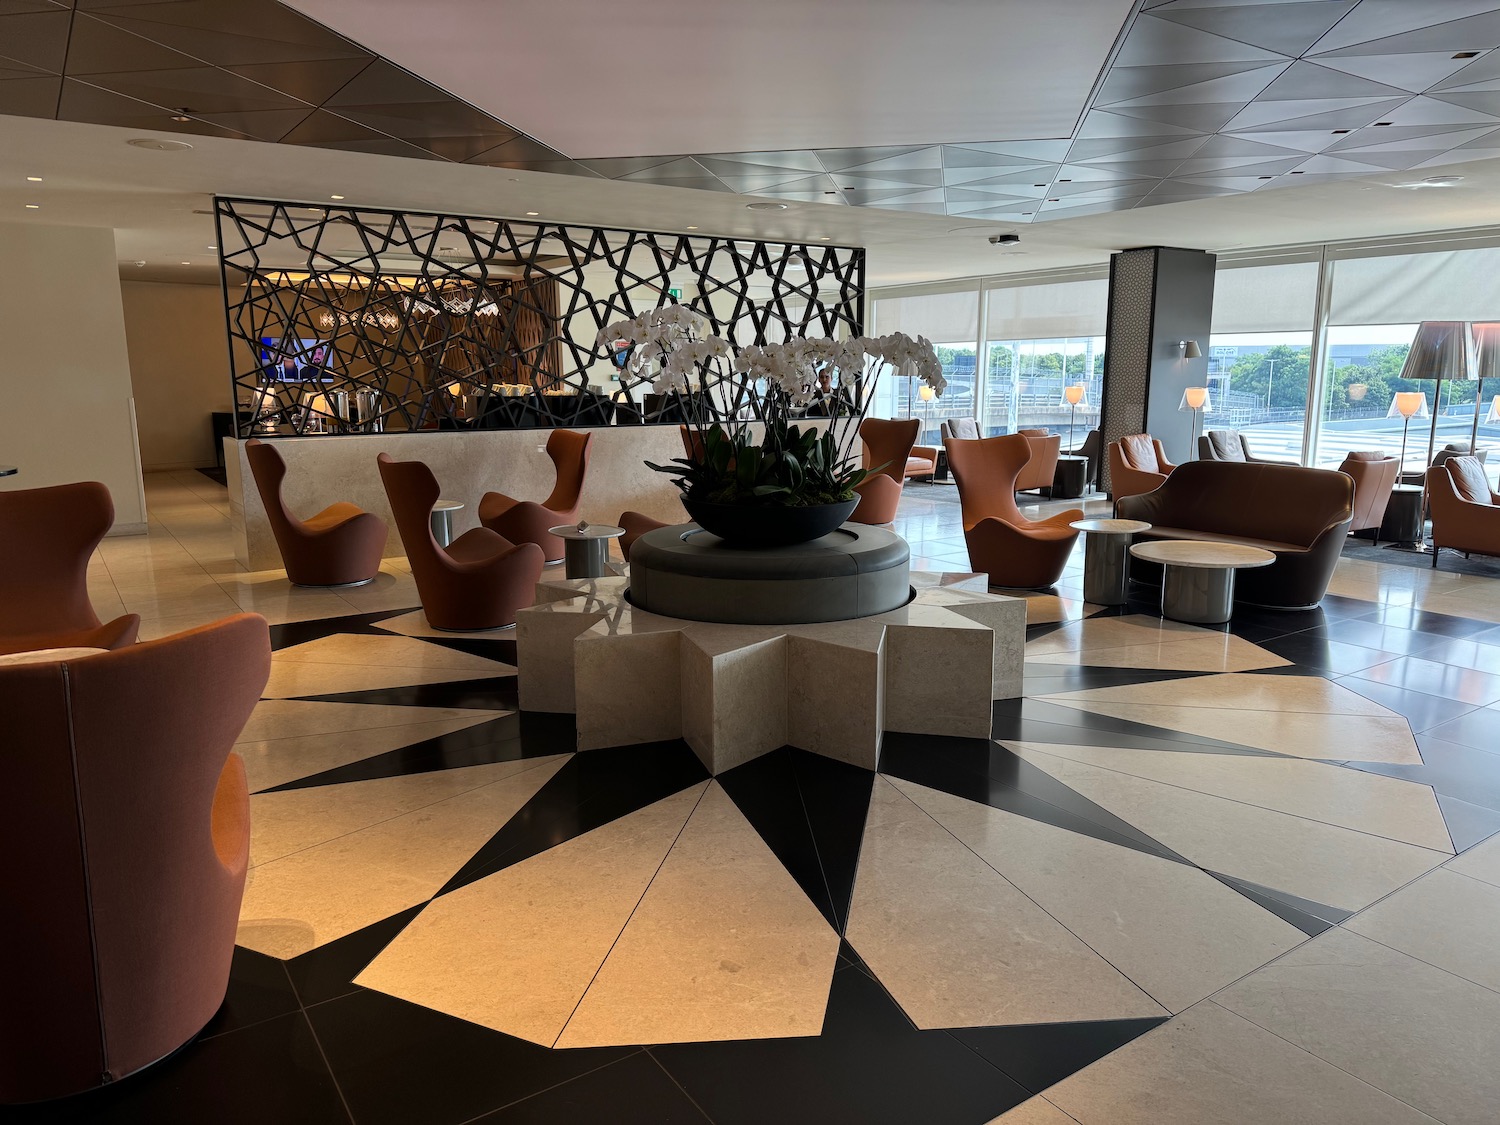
[216,197,866,437]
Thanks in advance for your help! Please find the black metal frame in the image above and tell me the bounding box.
[215,197,866,438]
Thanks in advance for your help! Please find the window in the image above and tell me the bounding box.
[982,276,1107,441]
[869,288,979,441]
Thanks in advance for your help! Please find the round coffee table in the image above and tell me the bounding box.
[430,499,464,548]
[1128,540,1275,625]
[549,523,625,579]
[1070,518,1151,606]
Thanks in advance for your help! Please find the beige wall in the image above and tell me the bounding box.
[121,279,232,471]
[0,222,146,531]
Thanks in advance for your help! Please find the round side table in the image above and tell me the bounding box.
[1379,484,1424,548]
[1070,518,1152,606]
[550,523,625,579]
[1050,455,1089,500]
[1128,540,1275,625]
[430,499,464,548]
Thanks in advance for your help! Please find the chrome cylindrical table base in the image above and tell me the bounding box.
[430,499,464,548]
[1161,566,1237,625]
[1071,519,1152,607]
[563,536,611,579]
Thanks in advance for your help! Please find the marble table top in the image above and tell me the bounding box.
[1130,540,1276,570]
[1071,518,1152,535]
[432,499,465,513]
[549,523,625,540]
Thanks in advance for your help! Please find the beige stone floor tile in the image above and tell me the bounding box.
[1215,928,1500,1125]
[1026,635,1289,672]
[988,1096,1081,1124]
[1003,741,1451,851]
[557,783,841,1047]
[373,608,516,639]
[892,779,1305,1013]
[236,756,567,958]
[1045,1001,1442,1125]
[1041,699,1421,764]
[250,756,566,867]
[1043,672,1394,716]
[845,779,1167,1029]
[357,783,708,1046]
[1349,655,1500,708]
[1445,831,1500,888]
[1013,748,1448,912]
[1024,615,1204,657]
[272,632,514,674]
[1346,868,1500,992]
[238,712,512,793]
[1021,595,1097,626]
[260,659,511,699]
[238,698,504,743]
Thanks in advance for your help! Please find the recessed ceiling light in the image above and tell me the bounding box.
[1033,184,1047,188]
[26,176,42,182]
[1259,175,1275,180]
[1048,198,1060,202]
[126,137,193,151]
[24,203,39,209]
[330,194,344,200]
[1374,121,1393,126]
[1454,51,1481,59]
[819,236,831,240]
[207,244,217,250]
[1289,170,1305,175]
[1057,179,1072,183]
[1391,174,1466,189]
[180,261,190,265]
[1332,129,1351,134]
[686,225,699,230]
[1021,212,1033,216]
[525,210,540,216]
[746,202,789,211]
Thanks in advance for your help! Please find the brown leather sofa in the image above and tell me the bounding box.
[1338,451,1400,537]
[945,433,1082,589]
[852,417,920,525]
[380,453,545,629]
[0,481,140,656]
[480,429,592,562]
[1108,433,1176,502]
[0,613,270,1103]
[1015,428,1063,493]
[1198,429,1289,464]
[245,439,388,586]
[1428,456,1500,567]
[1117,461,1354,609]
[1067,429,1102,489]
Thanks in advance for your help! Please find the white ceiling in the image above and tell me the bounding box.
[7,112,1500,291]
[281,0,1136,158]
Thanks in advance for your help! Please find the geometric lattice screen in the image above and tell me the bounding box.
[217,197,865,438]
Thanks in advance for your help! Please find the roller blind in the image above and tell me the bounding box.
[871,288,979,344]
[985,278,1108,341]
[1211,261,1318,333]
[1330,246,1500,325]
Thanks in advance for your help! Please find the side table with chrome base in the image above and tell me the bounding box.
[1050,455,1089,500]
[430,499,464,548]
[1379,484,1426,550]
[1128,540,1275,625]
[1070,518,1151,605]
[549,523,625,579]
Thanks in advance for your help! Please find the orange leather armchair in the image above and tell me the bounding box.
[946,433,1083,589]
[479,429,592,562]
[380,454,544,630]
[1109,433,1176,502]
[852,417,920,525]
[0,613,270,1103]
[1337,451,1400,536]
[245,439,388,586]
[1015,428,1062,493]
[1429,456,1500,566]
[617,428,704,559]
[0,481,139,656]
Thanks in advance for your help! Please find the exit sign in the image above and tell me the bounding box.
[668,287,682,300]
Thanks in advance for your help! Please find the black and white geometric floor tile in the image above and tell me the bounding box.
[18,595,1500,1125]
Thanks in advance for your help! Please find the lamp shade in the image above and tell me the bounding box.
[1398,321,1477,383]
[918,384,935,402]
[1062,383,1086,406]
[1487,394,1500,425]
[1347,383,1368,401]
[1183,339,1203,359]
[1387,391,1429,419]
[1473,323,1500,382]
[1179,386,1211,411]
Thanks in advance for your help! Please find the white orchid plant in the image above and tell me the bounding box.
[597,307,944,508]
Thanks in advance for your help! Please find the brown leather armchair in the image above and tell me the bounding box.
[0,613,270,1103]
[1198,429,1289,464]
[1337,451,1400,537]
[852,417,920,525]
[1015,428,1062,493]
[945,433,1083,589]
[1117,461,1353,610]
[380,453,545,630]
[1429,456,1500,566]
[1067,428,1102,489]
[0,481,139,656]
[245,439,388,586]
[1400,443,1489,488]
[479,429,592,562]
[1109,433,1176,502]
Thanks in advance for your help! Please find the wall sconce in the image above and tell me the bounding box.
[1179,386,1212,456]
[1060,383,1086,450]
[1347,383,1368,402]
[1178,339,1202,359]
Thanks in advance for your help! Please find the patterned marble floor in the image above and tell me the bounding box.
[23,471,1500,1125]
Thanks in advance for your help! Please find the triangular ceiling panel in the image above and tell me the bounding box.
[1096,60,1285,106]
[1315,51,1481,92]
[1115,13,1288,66]
[1254,59,1413,101]
[1107,100,1258,134]
[1314,10,1500,59]
[1153,2,1359,58]
[1108,64,1286,108]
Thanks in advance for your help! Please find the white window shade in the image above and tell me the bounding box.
[985,278,1108,341]
[1330,246,1500,325]
[871,288,979,345]
[1211,261,1318,333]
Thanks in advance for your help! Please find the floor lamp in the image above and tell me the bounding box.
[1469,322,1500,453]
[918,383,935,444]
[1179,386,1211,459]
[1399,322,1477,472]
[1062,383,1086,451]
[1388,391,1430,481]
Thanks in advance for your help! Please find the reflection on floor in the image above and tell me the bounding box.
[22,471,1500,1125]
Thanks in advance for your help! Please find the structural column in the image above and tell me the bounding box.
[1099,247,1216,491]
